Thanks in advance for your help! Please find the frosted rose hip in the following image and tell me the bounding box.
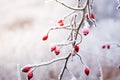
[22,66,32,73]
[42,34,48,41]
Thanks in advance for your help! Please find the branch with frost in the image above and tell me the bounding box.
[19,0,115,80]
[55,0,86,11]
[20,0,92,80]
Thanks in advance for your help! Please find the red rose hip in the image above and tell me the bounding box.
[27,72,33,80]
[84,67,90,76]
[102,45,106,49]
[90,13,95,19]
[42,34,48,41]
[83,28,89,35]
[107,44,110,49]
[22,66,32,73]
[58,19,64,26]
[51,45,56,52]
[74,45,79,52]
[54,48,60,55]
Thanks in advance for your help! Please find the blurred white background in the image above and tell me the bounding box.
[0,0,120,80]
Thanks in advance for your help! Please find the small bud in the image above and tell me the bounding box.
[74,45,79,52]
[84,67,90,76]
[107,44,110,49]
[58,19,64,26]
[83,28,89,35]
[54,48,60,55]
[42,34,48,41]
[27,72,33,80]
[102,45,106,49]
[90,13,95,19]
[51,45,56,52]
[22,66,32,73]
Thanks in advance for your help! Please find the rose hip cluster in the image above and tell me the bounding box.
[22,66,33,80]
[58,19,64,26]
[102,44,110,49]
[85,13,95,19]
[51,45,60,55]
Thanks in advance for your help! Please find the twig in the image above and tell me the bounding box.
[75,33,83,45]
[48,25,77,34]
[64,11,76,20]
[58,53,71,80]
[31,53,71,68]
[55,0,86,11]
[73,0,88,46]
[55,41,75,47]
[76,54,84,65]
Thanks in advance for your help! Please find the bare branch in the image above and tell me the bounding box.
[58,53,71,80]
[64,11,76,20]
[76,54,84,65]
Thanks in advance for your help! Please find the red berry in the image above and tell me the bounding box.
[74,45,79,52]
[102,45,106,49]
[54,48,60,55]
[58,20,64,26]
[83,28,89,35]
[84,67,90,76]
[85,13,89,18]
[22,66,32,73]
[42,34,48,41]
[51,45,56,52]
[58,20,63,23]
[90,13,95,19]
[107,45,110,49]
[27,72,33,80]
[59,23,64,26]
